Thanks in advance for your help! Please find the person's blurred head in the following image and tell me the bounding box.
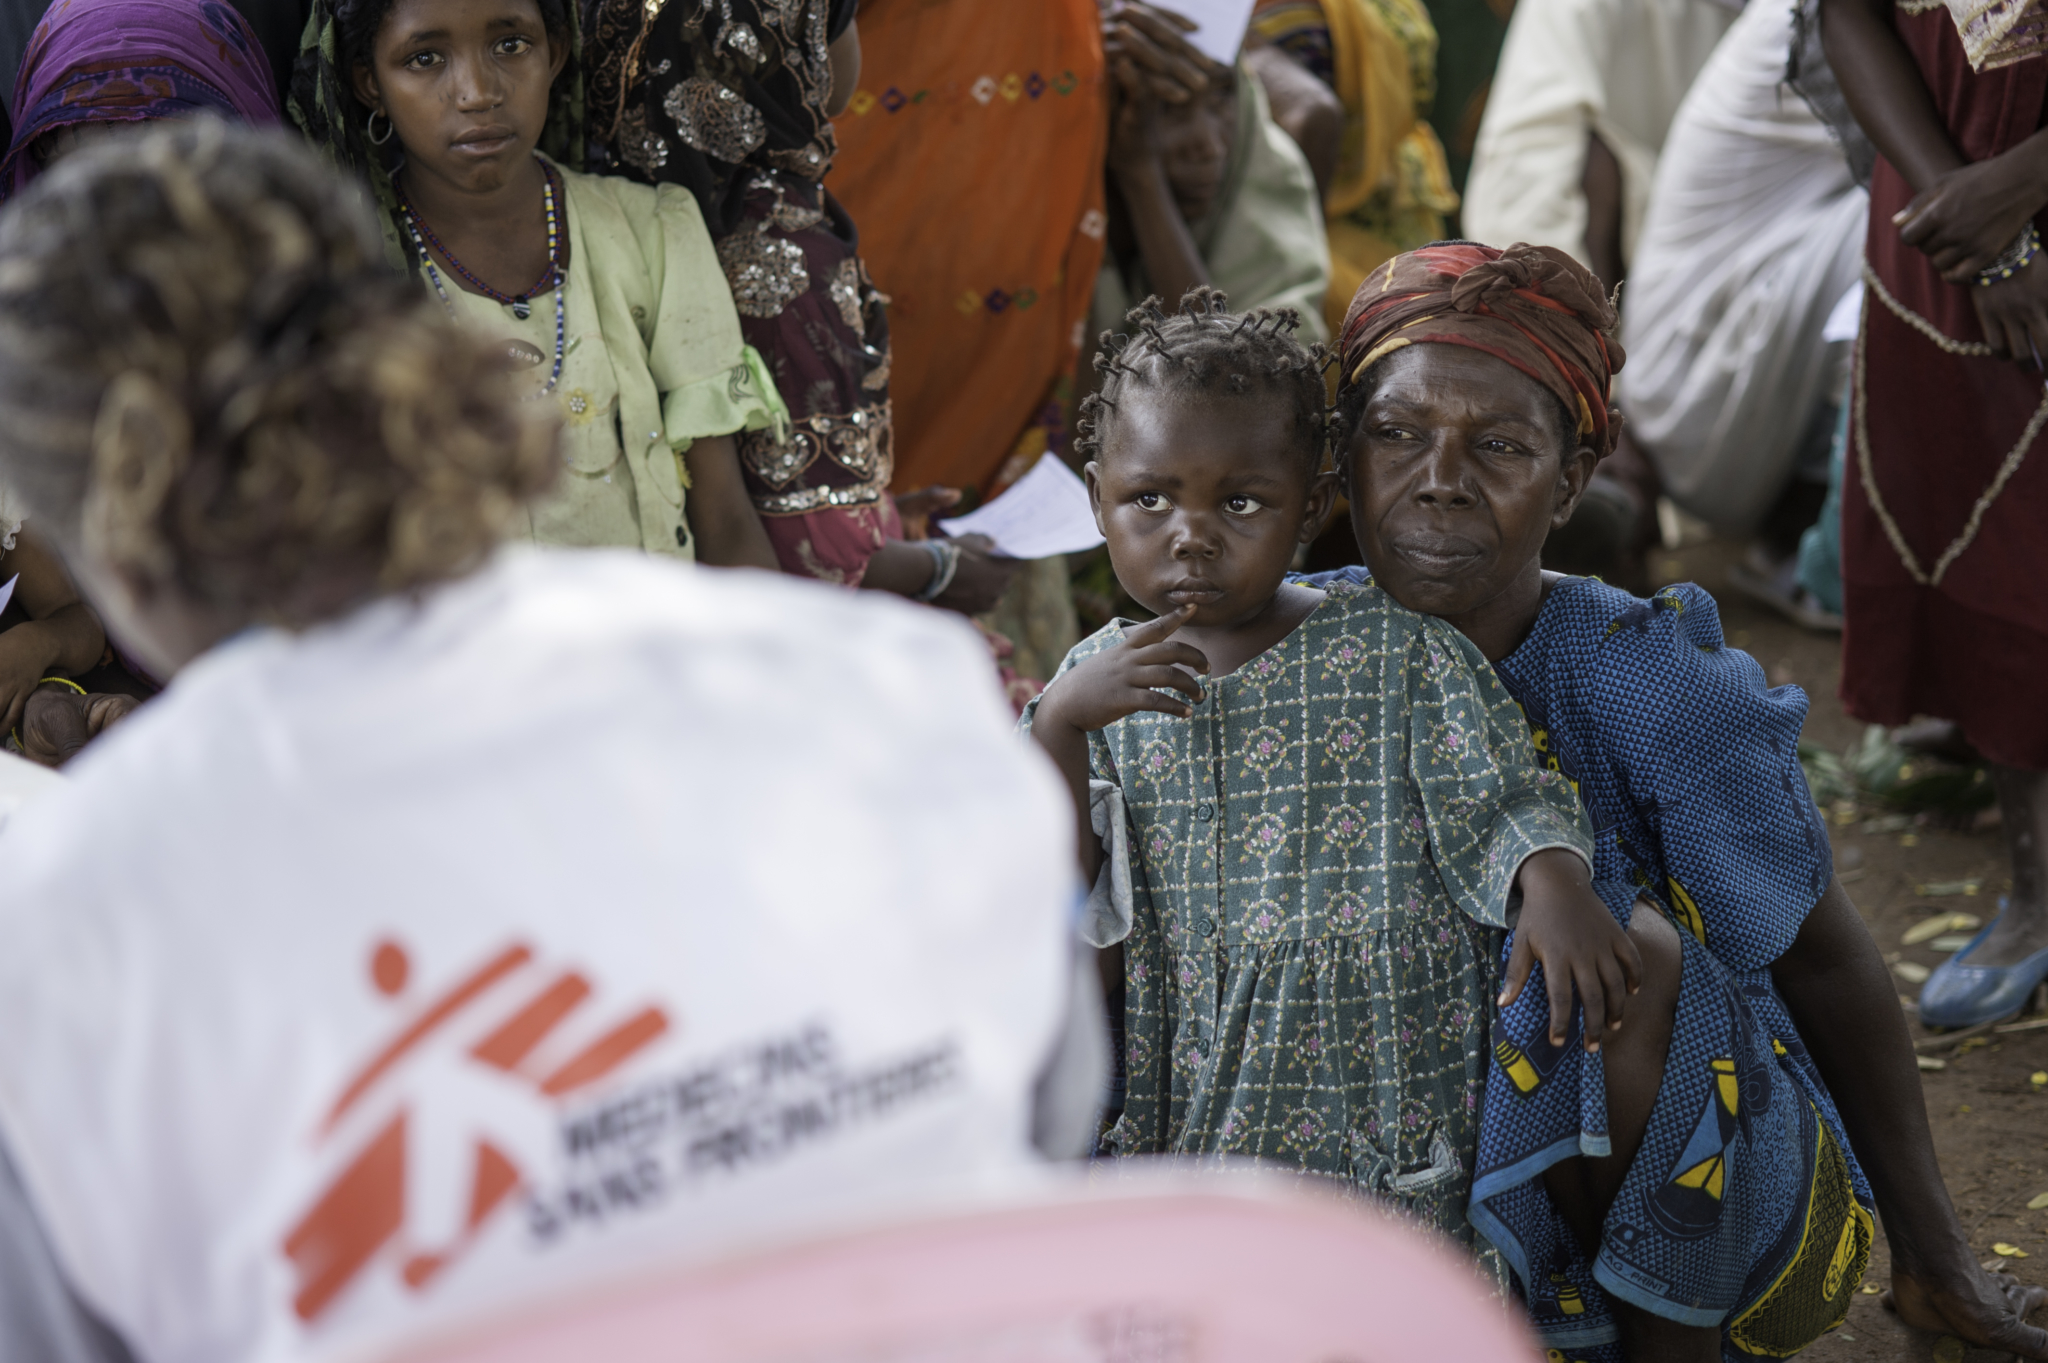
[334,0,570,192]
[0,119,557,678]
[0,0,281,196]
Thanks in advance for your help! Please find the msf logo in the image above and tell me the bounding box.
[282,939,671,1322]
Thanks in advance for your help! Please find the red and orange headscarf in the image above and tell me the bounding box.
[1338,242,1626,457]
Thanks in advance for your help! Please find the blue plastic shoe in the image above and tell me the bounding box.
[1918,900,2048,1027]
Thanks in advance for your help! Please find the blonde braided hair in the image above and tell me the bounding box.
[0,118,558,629]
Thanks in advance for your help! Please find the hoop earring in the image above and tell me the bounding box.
[365,108,393,145]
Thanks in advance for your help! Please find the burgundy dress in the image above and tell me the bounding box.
[1845,6,2048,767]
[582,0,904,585]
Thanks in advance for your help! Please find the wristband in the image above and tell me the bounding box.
[1976,221,2041,287]
[912,538,962,603]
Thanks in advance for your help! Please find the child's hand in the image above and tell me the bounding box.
[1037,604,1210,734]
[1103,3,1218,106]
[1501,848,1643,1053]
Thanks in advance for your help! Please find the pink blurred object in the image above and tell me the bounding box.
[389,1177,1542,1363]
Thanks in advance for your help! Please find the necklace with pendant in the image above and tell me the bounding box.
[399,153,566,398]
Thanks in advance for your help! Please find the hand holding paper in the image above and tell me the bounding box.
[1104,1,1251,99]
[1153,0,1258,66]
[936,457,1105,561]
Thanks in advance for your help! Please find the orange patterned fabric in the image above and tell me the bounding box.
[828,0,1107,494]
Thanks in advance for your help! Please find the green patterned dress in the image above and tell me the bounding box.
[1026,580,1589,1242]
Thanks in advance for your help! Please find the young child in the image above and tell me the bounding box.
[1024,288,1641,1251]
[1309,241,2045,1360]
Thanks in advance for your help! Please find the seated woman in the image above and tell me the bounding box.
[290,0,785,566]
[0,0,285,762]
[0,120,1093,1363]
[1093,2,1331,348]
[1302,243,2047,1359]
[575,0,1015,607]
[1246,0,1459,337]
[0,0,280,195]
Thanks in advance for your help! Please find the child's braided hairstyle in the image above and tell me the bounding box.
[1075,287,1331,472]
[0,119,558,630]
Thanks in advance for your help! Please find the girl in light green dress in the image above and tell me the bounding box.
[1025,291,1631,1250]
[290,0,785,565]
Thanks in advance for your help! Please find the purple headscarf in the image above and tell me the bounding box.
[1,0,280,197]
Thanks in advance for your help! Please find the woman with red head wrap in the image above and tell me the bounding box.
[1298,242,2039,1360]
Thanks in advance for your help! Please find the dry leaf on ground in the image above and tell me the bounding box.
[1904,911,1982,945]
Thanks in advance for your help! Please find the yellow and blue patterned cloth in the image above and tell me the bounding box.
[1304,568,1874,1358]
[1024,579,1590,1244]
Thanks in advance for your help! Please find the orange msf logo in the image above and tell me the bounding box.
[282,940,670,1322]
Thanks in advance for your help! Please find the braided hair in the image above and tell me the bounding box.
[1075,287,1330,475]
[0,119,558,629]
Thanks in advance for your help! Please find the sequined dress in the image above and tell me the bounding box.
[1023,580,1589,1244]
[583,0,905,585]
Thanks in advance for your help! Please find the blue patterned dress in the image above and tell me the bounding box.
[1303,568,1876,1360]
[1023,580,1591,1245]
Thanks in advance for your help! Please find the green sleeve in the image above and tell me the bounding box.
[644,183,790,448]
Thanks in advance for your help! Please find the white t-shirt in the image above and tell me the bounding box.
[0,750,60,834]
[1616,0,1866,532]
[0,549,1082,1363]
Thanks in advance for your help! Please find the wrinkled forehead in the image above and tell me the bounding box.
[1352,343,1575,447]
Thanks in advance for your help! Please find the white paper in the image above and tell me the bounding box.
[937,456,1104,560]
[1153,0,1257,66]
[0,574,16,619]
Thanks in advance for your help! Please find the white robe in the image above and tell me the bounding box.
[1617,0,1867,533]
[1461,0,1739,268]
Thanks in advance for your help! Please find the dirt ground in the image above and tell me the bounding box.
[1649,537,2047,1363]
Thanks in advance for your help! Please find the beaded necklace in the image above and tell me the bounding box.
[400,153,566,399]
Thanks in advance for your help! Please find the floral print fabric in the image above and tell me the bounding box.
[1023,580,1589,1243]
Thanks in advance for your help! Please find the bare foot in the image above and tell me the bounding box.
[1888,1266,2048,1357]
